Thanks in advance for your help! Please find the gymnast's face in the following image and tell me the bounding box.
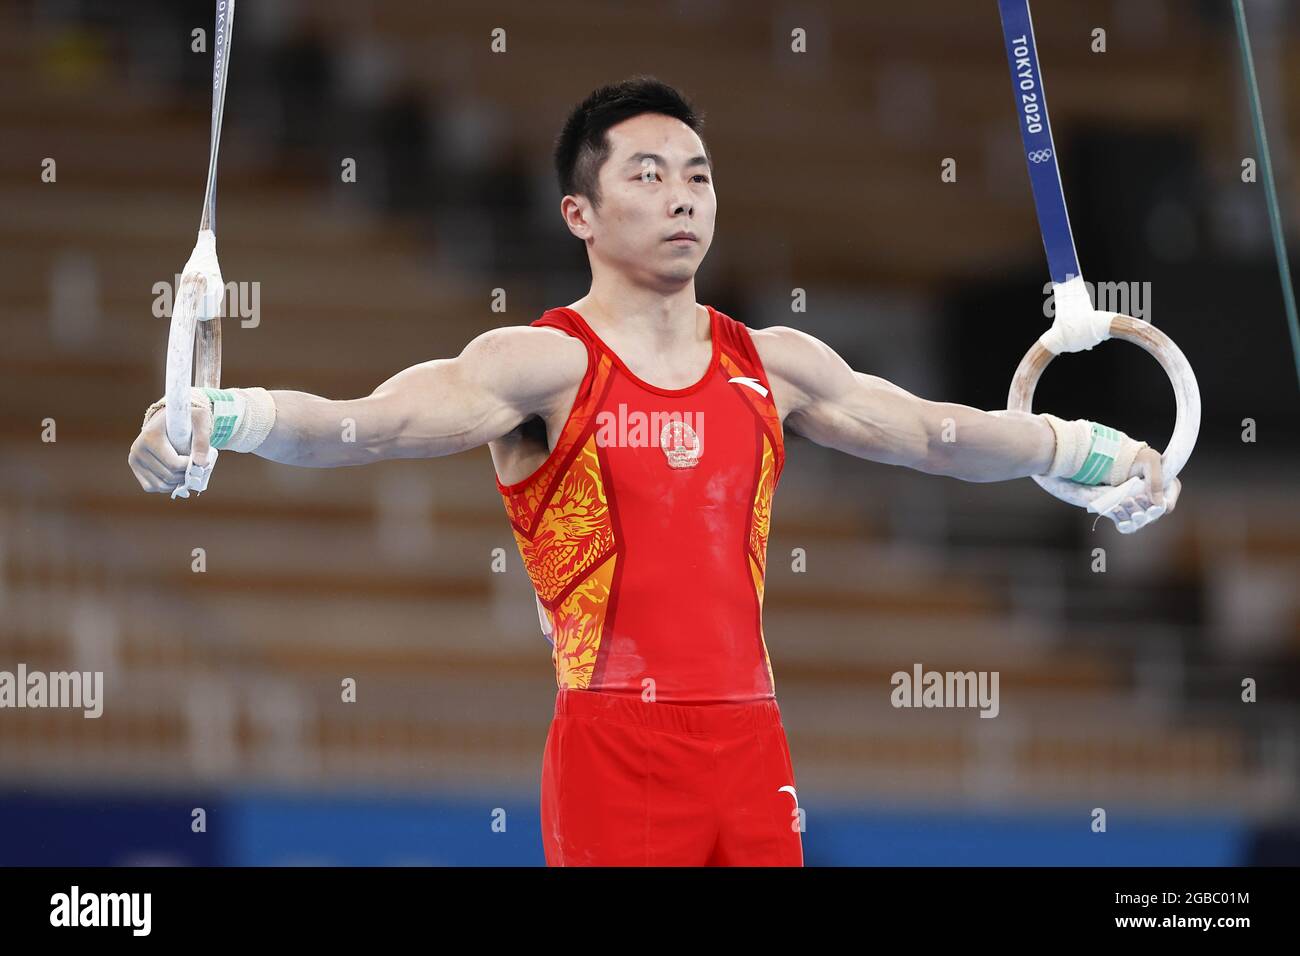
[574,112,716,288]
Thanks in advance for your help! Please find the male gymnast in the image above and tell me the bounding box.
[128,77,1178,866]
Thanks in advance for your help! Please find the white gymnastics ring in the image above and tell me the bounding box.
[163,229,223,500]
[1007,314,1201,512]
[164,262,223,456]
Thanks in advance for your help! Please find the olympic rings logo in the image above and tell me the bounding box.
[1027,149,1053,163]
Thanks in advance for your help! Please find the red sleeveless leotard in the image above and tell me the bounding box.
[497,305,785,703]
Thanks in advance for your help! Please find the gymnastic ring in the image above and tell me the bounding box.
[165,269,223,456]
[1006,314,1201,510]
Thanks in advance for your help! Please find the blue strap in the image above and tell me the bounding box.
[997,0,1082,287]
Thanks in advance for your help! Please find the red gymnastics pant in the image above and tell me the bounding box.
[540,688,804,866]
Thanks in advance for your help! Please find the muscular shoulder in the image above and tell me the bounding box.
[749,325,851,423]
[460,324,589,419]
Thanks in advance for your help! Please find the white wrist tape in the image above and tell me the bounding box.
[228,387,277,453]
[204,386,277,453]
[1041,413,1145,486]
[145,386,276,454]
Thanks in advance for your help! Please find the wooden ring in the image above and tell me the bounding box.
[1007,314,1200,510]
[164,272,223,455]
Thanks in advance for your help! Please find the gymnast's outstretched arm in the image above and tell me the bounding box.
[127,325,587,492]
[751,324,1177,530]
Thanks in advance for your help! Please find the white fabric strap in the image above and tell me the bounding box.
[1041,413,1145,487]
[181,228,225,321]
[144,386,277,456]
[1042,413,1088,478]
[226,386,277,453]
[1040,276,1113,355]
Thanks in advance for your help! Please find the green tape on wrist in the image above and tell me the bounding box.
[201,387,240,449]
[1070,422,1123,484]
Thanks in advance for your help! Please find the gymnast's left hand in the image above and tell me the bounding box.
[1101,445,1181,533]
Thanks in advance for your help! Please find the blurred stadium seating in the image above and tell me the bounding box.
[0,0,1296,864]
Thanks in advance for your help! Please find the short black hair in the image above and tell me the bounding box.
[554,75,711,210]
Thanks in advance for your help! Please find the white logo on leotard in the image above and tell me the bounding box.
[728,376,769,398]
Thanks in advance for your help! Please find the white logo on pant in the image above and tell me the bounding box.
[778,785,799,808]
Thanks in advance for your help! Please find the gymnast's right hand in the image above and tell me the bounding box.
[127,396,213,494]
